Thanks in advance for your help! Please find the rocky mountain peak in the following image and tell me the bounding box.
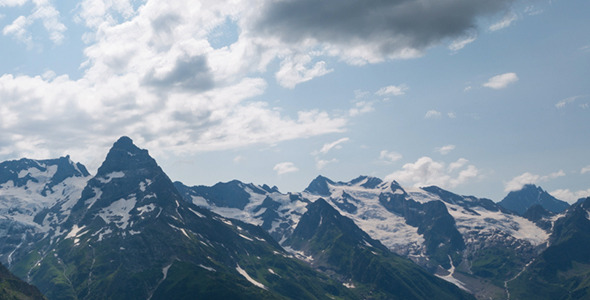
[499,184,569,215]
[96,136,156,176]
[304,175,334,196]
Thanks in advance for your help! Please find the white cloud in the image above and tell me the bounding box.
[376,84,408,96]
[425,110,442,119]
[504,172,540,192]
[504,170,566,192]
[447,112,456,119]
[318,137,349,155]
[448,158,468,172]
[386,157,479,189]
[0,0,28,7]
[3,15,32,46]
[435,145,455,155]
[581,165,590,174]
[316,158,338,170]
[2,0,66,46]
[550,189,590,204]
[0,1,352,170]
[543,170,565,180]
[489,12,517,31]
[379,150,402,164]
[483,72,519,89]
[349,101,374,117]
[449,32,477,51]
[0,0,530,174]
[273,162,298,175]
[275,54,333,89]
[524,6,543,16]
[354,89,370,99]
[555,95,589,108]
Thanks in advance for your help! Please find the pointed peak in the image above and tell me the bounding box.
[96,137,155,176]
[311,197,331,208]
[519,184,543,192]
[112,136,139,150]
[261,184,280,193]
[313,175,333,182]
[304,175,334,196]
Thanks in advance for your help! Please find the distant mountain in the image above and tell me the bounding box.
[0,262,45,300]
[2,138,588,299]
[499,184,569,215]
[4,137,355,300]
[507,197,590,299]
[176,175,551,298]
[0,156,90,268]
[284,199,474,300]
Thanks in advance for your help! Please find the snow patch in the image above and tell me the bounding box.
[136,204,156,216]
[66,225,87,239]
[436,256,470,292]
[84,188,103,209]
[18,165,57,180]
[97,171,125,184]
[188,207,205,218]
[168,223,190,238]
[284,247,314,263]
[236,265,267,290]
[239,233,253,241]
[343,282,356,289]
[198,264,216,272]
[98,196,136,229]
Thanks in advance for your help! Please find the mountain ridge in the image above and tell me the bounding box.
[499,184,569,215]
[0,137,586,299]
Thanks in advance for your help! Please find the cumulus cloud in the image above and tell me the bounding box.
[435,145,456,155]
[581,165,590,174]
[349,101,374,117]
[425,110,442,119]
[0,0,523,171]
[483,72,519,89]
[2,0,66,46]
[0,0,349,171]
[386,157,479,189]
[379,150,402,164]
[504,170,566,192]
[250,0,514,64]
[550,189,590,204]
[376,84,408,96]
[273,162,298,175]
[275,54,333,88]
[318,137,349,155]
[0,0,29,6]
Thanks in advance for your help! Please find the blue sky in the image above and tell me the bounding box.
[0,0,588,202]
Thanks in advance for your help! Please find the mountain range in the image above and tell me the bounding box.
[1,136,588,299]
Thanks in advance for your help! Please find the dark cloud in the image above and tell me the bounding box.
[253,0,514,55]
[143,55,215,92]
